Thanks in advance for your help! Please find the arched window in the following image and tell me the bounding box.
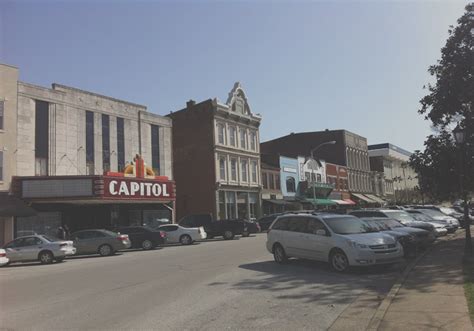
[286,176,296,193]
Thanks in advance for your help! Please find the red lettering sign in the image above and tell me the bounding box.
[102,177,175,201]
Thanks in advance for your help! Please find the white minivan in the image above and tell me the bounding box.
[266,213,404,272]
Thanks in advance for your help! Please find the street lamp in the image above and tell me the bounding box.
[309,141,336,209]
[453,124,472,260]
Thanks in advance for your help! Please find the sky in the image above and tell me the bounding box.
[0,0,468,152]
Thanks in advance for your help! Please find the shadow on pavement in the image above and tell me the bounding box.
[211,258,406,306]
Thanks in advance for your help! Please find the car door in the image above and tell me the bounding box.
[284,217,308,258]
[302,218,332,261]
[72,231,97,254]
[20,237,44,261]
[160,225,180,243]
[3,239,24,261]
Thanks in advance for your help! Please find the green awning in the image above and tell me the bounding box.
[305,198,338,206]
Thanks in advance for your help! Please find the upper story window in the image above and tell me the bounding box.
[0,151,3,181]
[269,173,275,189]
[102,114,110,172]
[286,176,296,193]
[35,100,49,176]
[276,174,281,190]
[229,126,236,147]
[85,111,95,175]
[251,161,258,183]
[217,123,225,145]
[240,129,247,149]
[230,158,238,181]
[250,131,256,151]
[116,117,125,172]
[262,172,268,188]
[219,157,226,180]
[151,125,160,174]
[0,101,4,130]
[317,174,322,182]
[241,159,248,182]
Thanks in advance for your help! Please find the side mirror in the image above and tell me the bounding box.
[315,229,327,236]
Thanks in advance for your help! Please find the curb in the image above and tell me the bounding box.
[366,232,462,331]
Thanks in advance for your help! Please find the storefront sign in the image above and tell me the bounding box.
[283,167,297,174]
[103,177,175,200]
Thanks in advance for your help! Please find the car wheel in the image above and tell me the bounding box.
[273,244,288,264]
[180,235,193,245]
[141,240,154,250]
[38,251,54,264]
[223,230,234,240]
[242,231,250,237]
[98,244,114,256]
[330,249,349,272]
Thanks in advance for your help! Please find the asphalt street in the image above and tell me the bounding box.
[0,234,404,330]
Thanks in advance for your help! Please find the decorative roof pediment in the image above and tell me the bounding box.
[225,82,253,116]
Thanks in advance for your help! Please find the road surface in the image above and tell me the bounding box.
[0,234,402,330]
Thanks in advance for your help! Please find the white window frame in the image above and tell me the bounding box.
[241,159,248,182]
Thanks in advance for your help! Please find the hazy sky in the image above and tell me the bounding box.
[1,0,468,151]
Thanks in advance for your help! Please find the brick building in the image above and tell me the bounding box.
[261,129,378,204]
[168,83,262,221]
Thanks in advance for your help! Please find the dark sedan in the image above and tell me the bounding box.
[257,214,282,231]
[113,226,167,250]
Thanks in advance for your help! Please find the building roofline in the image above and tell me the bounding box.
[0,63,19,70]
[52,84,147,109]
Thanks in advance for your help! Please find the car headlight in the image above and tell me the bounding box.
[347,240,368,249]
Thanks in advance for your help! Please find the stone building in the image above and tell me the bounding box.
[169,83,262,221]
[369,143,418,203]
[0,63,174,245]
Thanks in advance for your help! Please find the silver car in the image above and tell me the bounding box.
[71,229,131,256]
[2,235,76,264]
[158,224,207,245]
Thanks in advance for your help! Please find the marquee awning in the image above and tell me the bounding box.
[364,194,386,204]
[262,199,295,206]
[0,193,37,217]
[305,198,338,206]
[351,193,374,203]
[332,199,357,206]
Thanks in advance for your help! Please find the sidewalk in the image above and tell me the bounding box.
[378,230,473,330]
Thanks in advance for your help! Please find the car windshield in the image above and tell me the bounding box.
[362,220,386,231]
[101,230,118,236]
[409,213,433,222]
[383,211,416,222]
[439,207,456,215]
[323,217,372,235]
[418,209,446,217]
[40,235,56,242]
[381,219,404,228]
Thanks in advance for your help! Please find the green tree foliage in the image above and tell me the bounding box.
[410,3,474,201]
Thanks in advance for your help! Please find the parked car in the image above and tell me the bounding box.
[361,218,414,257]
[412,208,459,232]
[112,226,167,250]
[0,248,10,266]
[257,214,283,231]
[2,235,76,264]
[71,229,131,256]
[179,214,245,240]
[405,210,450,236]
[242,220,261,237]
[349,209,437,234]
[158,224,207,245]
[414,205,464,227]
[266,213,404,272]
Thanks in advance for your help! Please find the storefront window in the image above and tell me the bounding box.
[249,193,258,219]
[16,212,61,238]
[226,191,236,219]
[218,191,226,219]
[237,192,248,220]
[286,176,296,193]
